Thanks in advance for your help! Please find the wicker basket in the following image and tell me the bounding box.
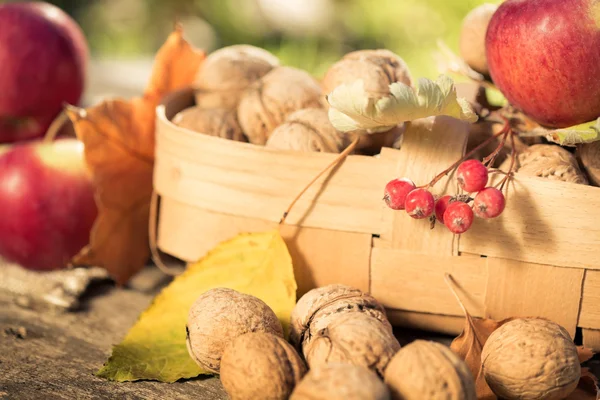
[154,87,600,349]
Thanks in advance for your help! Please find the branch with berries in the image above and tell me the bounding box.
[383,117,515,234]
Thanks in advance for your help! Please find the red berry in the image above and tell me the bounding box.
[473,187,506,218]
[383,178,415,210]
[444,202,474,234]
[405,188,435,219]
[435,195,452,225]
[456,159,488,193]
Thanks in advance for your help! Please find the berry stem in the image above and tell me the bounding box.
[422,117,511,190]
[279,135,360,225]
[498,130,517,191]
[482,128,509,167]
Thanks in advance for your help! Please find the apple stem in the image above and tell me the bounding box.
[43,110,69,143]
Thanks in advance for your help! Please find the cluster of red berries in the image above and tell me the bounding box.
[383,160,506,234]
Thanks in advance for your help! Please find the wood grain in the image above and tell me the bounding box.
[583,329,600,351]
[579,270,600,328]
[157,197,371,296]
[484,258,584,337]
[370,247,487,317]
[460,174,600,270]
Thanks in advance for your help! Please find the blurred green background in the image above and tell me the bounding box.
[40,0,498,79]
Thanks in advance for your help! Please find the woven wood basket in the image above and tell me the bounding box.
[153,87,600,348]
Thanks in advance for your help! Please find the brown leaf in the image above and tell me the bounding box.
[566,368,600,400]
[67,26,205,284]
[450,312,514,400]
[578,346,596,363]
[445,273,513,400]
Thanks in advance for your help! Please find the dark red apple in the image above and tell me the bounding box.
[485,0,600,128]
[0,139,97,270]
[0,2,89,143]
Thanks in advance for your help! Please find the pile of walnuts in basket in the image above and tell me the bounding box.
[186,285,583,400]
[174,44,410,156]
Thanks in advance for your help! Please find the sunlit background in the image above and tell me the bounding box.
[25,0,498,97]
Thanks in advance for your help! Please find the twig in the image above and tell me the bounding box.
[279,135,360,225]
[423,117,511,190]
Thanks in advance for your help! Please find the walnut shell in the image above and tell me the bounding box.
[186,288,284,373]
[290,363,391,400]
[303,312,401,377]
[220,332,306,400]
[290,284,389,351]
[193,44,279,109]
[577,141,600,186]
[322,49,410,156]
[322,49,413,97]
[237,66,324,145]
[384,340,476,400]
[481,318,580,400]
[172,106,247,142]
[459,4,498,76]
[500,144,588,184]
[265,108,349,153]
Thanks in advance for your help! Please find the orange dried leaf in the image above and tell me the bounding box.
[67,27,205,284]
[450,313,513,400]
[578,346,596,363]
[445,273,512,400]
[144,24,206,102]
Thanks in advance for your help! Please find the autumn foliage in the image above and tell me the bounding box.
[66,25,205,284]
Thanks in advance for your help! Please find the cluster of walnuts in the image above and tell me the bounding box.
[172,44,411,156]
[185,286,582,400]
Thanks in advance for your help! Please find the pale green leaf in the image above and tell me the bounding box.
[96,229,296,382]
[543,118,600,146]
[327,75,478,133]
[485,87,507,107]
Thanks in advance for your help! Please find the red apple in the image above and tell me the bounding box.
[0,2,89,143]
[485,0,600,128]
[0,139,97,270]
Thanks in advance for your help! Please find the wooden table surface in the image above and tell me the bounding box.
[0,263,456,400]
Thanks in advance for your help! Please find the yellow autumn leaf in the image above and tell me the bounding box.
[96,229,297,382]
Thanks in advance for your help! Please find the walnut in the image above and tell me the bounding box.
[321,50,412,155]
[459,4,498,75]
[220,332,306,400]
[186,288,284,373]
[303,312,401,377]
[237,66,324,145]
[265,108,350,153]
[289,284,389,351]
[321,49,413,97]
[193,44,279,109]
[290,363,391,400]
[172,106,247,142]
[500,144,588,184]
[481,318,580,400]
[384,340,476,400]
[577,141,600,186]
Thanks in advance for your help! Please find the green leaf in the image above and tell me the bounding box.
[485,87,507,108]
[544,118,600,146]
[327,75,478,133]
[96,229,297,382]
